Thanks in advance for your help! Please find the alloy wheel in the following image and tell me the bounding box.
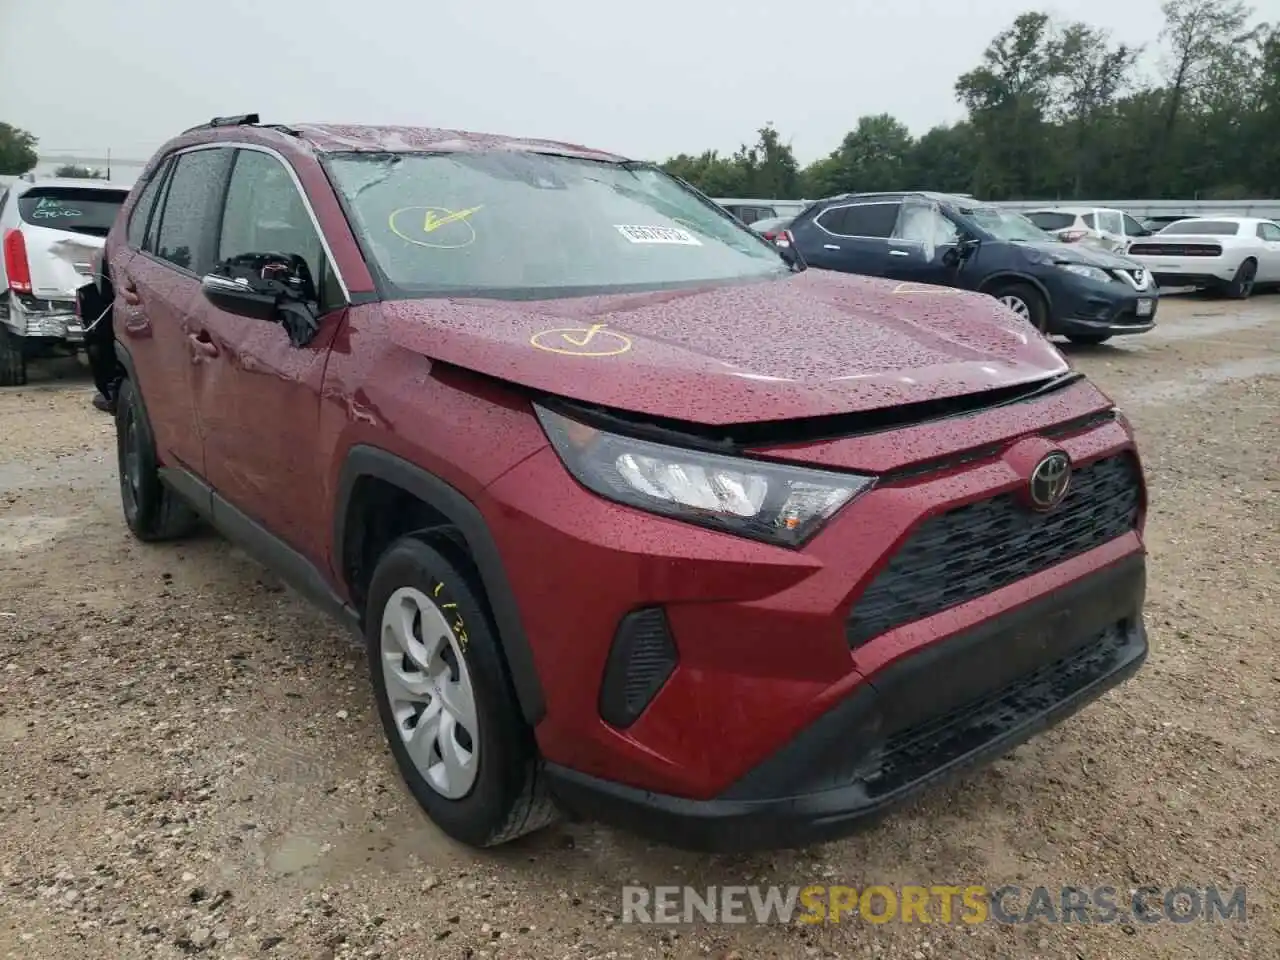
[379,586,480,799]
[999,294,1032,320]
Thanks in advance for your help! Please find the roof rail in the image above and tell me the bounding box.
[181,113,301,137]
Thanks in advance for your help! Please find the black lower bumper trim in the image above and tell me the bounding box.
[546,554,1148,852]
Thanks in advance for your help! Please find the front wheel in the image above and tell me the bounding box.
[988,281,1049,334]
[365,535,558,847]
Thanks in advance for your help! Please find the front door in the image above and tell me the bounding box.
[884,198,962,288]
[1256,221,1280,282]
[187,146,349,565]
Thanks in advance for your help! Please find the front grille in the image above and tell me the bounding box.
[858,621,1131,798]
[1128,243,1222,257]
[846,453,1141,648]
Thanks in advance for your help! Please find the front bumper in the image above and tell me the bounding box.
[547,554,1148,852]
[1046,277,1158,337]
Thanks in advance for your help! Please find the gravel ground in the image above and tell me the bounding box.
[1,293,1277,960]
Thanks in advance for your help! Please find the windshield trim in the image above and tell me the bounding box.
[319,149,792,302]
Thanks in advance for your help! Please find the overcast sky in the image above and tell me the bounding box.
[2,0,1274,167]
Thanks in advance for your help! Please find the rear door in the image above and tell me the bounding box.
[188,146,349,562]
[116,146,235,479]
[798,201,899,277]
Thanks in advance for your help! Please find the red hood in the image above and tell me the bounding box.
[383,271,1070,425]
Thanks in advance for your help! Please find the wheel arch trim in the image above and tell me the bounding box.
[334,445,547,726]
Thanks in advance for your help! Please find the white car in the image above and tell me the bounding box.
[0,175,132,385]
[1022,206,1156,253]
[1125,217,1280,299]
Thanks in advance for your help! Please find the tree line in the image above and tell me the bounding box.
[660,0,1280,201]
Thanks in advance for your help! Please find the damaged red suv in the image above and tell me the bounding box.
[91,115,1148,851]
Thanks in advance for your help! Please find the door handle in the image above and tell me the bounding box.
[889,249,911,257]
[823,244,841,250]
[187,330,219,360]
[121,277,141,306]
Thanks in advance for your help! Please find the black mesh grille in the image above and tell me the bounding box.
[599,608,679,728]
[859,622,1130,798]
[846,453,1142,648]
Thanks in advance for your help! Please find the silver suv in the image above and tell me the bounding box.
[0,175,132,385]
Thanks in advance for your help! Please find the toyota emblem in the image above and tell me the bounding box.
[1029,451,1072,510]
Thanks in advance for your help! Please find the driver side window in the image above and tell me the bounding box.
[893,203,959,247]
[219,149,344,314]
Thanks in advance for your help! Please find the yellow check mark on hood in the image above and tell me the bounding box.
[423,205,484,233]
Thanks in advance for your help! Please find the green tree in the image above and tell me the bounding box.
[659,5,1277,202]
[955,12,1061,198]
[0,122,38,175]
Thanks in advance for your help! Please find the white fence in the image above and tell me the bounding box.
[715,196,1280,220]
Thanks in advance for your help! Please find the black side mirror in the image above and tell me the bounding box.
[201,252,321,347]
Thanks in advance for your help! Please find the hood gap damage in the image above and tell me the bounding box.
[536,370,1088,454]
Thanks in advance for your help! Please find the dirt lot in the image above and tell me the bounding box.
[1,294,1277,960]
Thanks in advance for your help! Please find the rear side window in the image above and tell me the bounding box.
[152,148,234,273]
[1080,213,1096,228]
[17,186,128,237]
[818,202,900,238]
[126,159,171,249]
[1159,220,1240,236]
[1255,222,1280,241]
[1025,212,1075,231]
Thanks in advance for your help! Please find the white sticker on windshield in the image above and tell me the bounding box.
[614,224,702,246]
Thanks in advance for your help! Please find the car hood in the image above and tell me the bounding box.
[1018,239,1141,270]
[384,271,1071,425]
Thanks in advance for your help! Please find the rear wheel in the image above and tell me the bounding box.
[0,326,27,387]
[988,281,1049,334]
[115,377,200,541]
[1223,259,1257,300]
[366,535,557,847]
[1067,334,1112,345]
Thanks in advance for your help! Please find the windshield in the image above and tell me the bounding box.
[17,187,128,237]
[1158,220,1241,236]
[963,206,1054,242]
[325,151,788,299]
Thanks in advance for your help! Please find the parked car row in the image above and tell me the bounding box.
[774,191,1159,345]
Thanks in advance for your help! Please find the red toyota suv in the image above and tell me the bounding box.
[89,115,1149,852]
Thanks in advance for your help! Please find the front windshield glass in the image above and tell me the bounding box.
[325,151,788,299]
[963,206,1055,242]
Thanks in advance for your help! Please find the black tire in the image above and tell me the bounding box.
[988,281,1049,333]
[1067,334,1112,345]
[0,326,27,387]
[366,535,557,847]
[114,377,200,541]
[1224,259,1257,300]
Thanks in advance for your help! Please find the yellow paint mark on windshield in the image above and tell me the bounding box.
[389,205,482,249]
[423,205,484,233]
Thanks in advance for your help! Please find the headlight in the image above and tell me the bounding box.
[1058,263,1112,284]
[534,404,873,547]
